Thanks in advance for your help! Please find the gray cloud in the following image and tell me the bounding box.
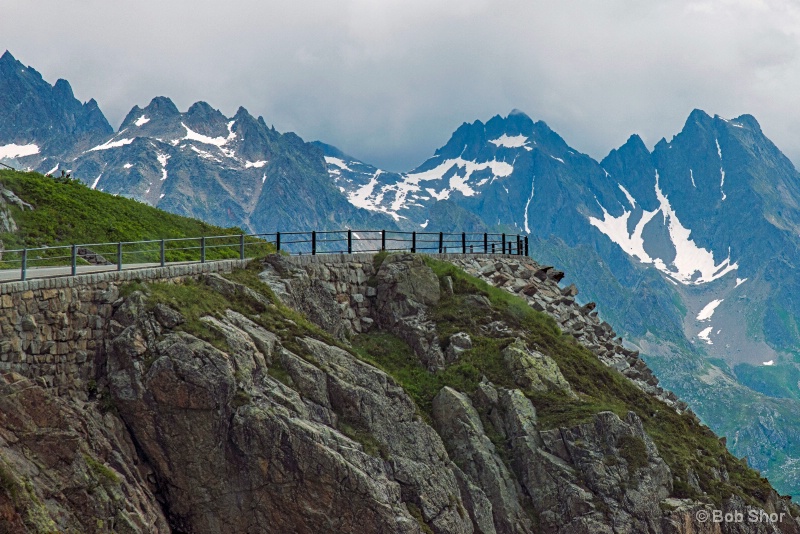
[2,0,800,171]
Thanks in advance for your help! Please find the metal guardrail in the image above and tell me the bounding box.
[0,230,529,282]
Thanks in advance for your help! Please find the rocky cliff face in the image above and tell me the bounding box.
[0,253,797,533]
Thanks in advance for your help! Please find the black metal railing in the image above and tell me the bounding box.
[0,230,528,282]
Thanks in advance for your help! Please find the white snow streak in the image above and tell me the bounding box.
[489,134,529,149]
[123,163,133,169]
[589,171,738,285]
[134,115,150,127]
[763,360,774,366]
[324,157,353,171]
[262,173,267,184]
[0,143,39,159]
[157,153,170,181]
[182,122,235,147]
[420,219,429,229]
[736,277,748,287]
[91,173,102,190]
[618,184,636,208]
[652,171,738,283]
[697,299,723,321]
[347,171,382,209]
[46,164,59,175]
[698,326,714,344]
[690,169,696,188]
[245,160,267,168]
[89,138,134,152]
[388,157,513,214]
[524,175,535,234]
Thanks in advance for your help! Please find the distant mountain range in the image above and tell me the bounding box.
[3,49,800,497]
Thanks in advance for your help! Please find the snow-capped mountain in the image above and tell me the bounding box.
[0,51,396,233]
[322,109,800,497]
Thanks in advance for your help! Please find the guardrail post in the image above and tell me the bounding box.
[381,230,385,251]
[239,234,245,259]
[312,231,317,255]
[525,236,529,256]
[201,236,206,263]
[492,243,495,254]
[160,239,166,266]
[411,232,416,253]
[347,230,352,254]
[438,232,443,254]
[276,232,281,252]
[21,248,27,281]
[502,233,506,255]
[483,233,488,254]
[518,236,523,256]
[117,242,122,271]
[462,232,466,254]
[71,245,77,276]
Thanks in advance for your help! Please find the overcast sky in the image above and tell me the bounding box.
[3,0,800,171]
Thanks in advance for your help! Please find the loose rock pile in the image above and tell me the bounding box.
[449,256,690,414]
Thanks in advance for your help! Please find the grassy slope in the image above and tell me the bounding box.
[0,170,237,246]
[0,169,273,264]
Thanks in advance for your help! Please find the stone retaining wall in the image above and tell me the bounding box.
[0,260,248,397]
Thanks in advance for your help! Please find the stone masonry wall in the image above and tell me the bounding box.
[0,260,248,397]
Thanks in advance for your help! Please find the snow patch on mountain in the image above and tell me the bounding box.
[589,203,660,267]
[324,157,353,171]
[182,121,236,147]
[134,115,150,127]
[736,277,748,287]
[348,171,382,210]
[697,299,723,321]
[589,171,738,285]
[489,134,530,149]
[89,138,134,152]
[0,143,39,159]
[618,184,636,208]
[698,326,714,344]
[157,153,170,181]
[350,157,515,219]
[524,176,535,234]
[245,160,267,169]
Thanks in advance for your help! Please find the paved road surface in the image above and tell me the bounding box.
[0,261,197,283]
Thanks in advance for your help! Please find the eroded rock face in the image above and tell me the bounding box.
[0,372,168,533]
[373,254,445,371]
[501,338,577,399]
[105,285,468,533]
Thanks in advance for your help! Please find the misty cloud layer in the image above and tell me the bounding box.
[3,0,800,171]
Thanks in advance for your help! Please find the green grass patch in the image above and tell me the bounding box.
[0,169,274,267]
[83,454,121,485]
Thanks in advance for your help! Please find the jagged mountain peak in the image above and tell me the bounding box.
[52,78,75,100]
[143,96,180,118]
[186,101,226,123]
[733,113,761,131]
[0,50,14,62]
